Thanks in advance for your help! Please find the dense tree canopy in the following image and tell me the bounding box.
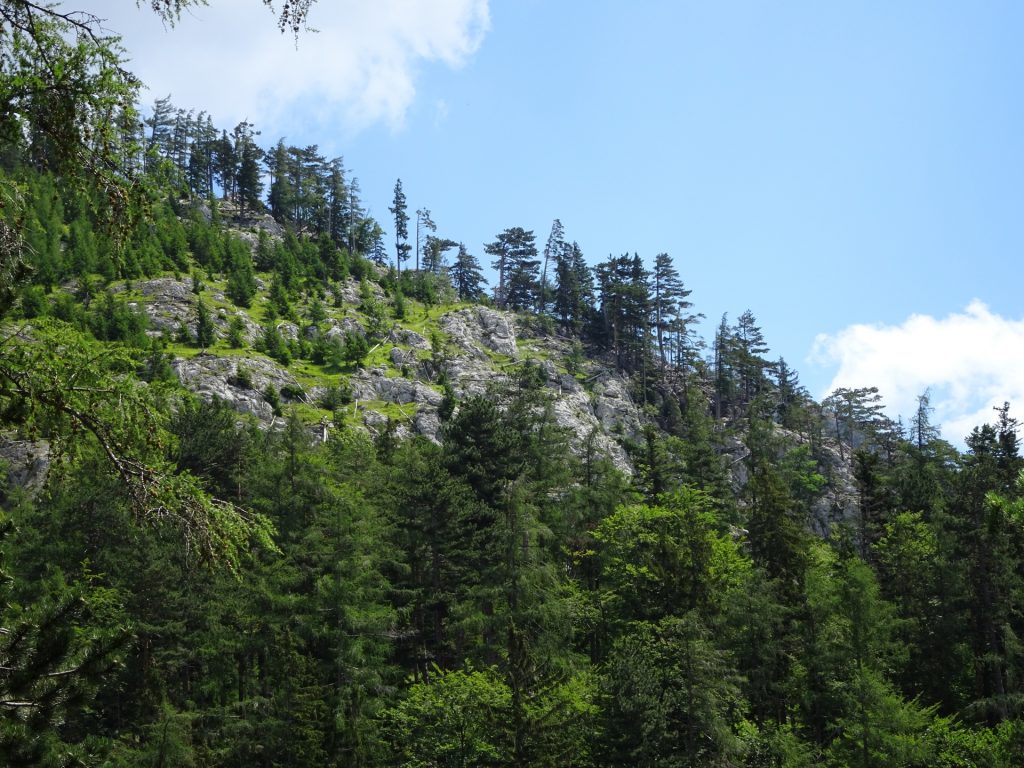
[4,3,1024,766]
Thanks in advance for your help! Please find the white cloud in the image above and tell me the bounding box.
[89,0,490,135]
[811,301,1024,445]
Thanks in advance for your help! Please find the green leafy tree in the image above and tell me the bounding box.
[593,488,748,628]
[874,510,967,714]
[341,331,370,368]
[440,390,589,765]
[802,547,936,766]
[259,321,291,365]
[381,665,511,767]
[947,419,1024,724]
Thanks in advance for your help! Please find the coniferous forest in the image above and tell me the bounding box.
[2,2,1024,766]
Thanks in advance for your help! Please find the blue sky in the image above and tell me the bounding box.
[90,0,1024,444]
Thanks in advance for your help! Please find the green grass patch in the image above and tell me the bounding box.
[399,301,466,336]
[363,342,395,371]
[288,402,335,423]
[355,400,416,421]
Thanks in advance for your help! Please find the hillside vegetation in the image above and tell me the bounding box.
[2,4,1024,766]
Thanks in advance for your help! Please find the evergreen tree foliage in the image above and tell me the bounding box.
[603,614,745,767]
[225,241,258,307]
[540,218,567,314]
[553,241,595,336]
[650,252,694,369]
[390,178,411,272]
[485,227,540,311]
[450,242,487,301]
[194,296,214,348]
[594,254,651,373]
[232,120,264,216]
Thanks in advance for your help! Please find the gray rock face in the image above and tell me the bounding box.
[334,280,364,307]
[446,354,511,398]
[126,278,196,336]
[0,438,51,492]
[549,388,633,471]
[229,213,284,251]
[160,300,642,473]
[325,317,366,341]
[350,369,443,407]
[809,437,859,535]
[590,375,643,439]
[413,409,442,443]
[277,321,300,341]
[390,328,430,350]
[172,354,301,423]
[441,307,518,358]
[390,347,419,370]
[360,407,415,442]
[431,307,639,473]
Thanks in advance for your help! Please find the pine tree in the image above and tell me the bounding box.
[389,178,411,273]
[540,218,566,314]
[947,415,1024,723]
[553,241,594,335]
[650,252,695,370]
[212,129,237,200]
[266,138,292,221]
[593,254,650,372]
[0,517,127,765]
[733,309,773,406]
[232,120,264,216]
[187,111,217,197]
[325,156,349,248]
[144,94,176,172]
[603,614,745,766]
[450,243,486,301]
[415,208,436,272]
[485,227,539,310]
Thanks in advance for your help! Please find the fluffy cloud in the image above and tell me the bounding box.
[90,0,489,134]
[811,301,1024,445]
